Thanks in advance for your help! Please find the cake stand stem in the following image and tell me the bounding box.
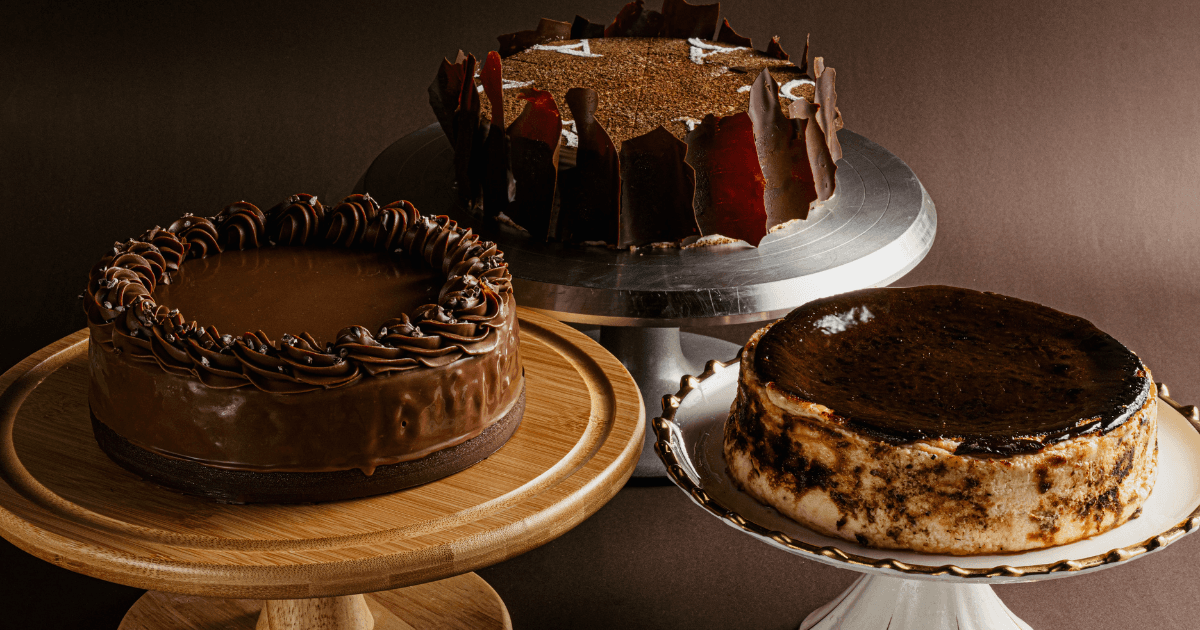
[594,326,740,477]
[800,574,1033,630]
[257,595,374,630]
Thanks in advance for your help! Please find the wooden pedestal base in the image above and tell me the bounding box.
[119,572,510,630]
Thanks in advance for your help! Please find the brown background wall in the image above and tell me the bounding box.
[2,1,1198,628]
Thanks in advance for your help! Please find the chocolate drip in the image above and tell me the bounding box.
[559,88,621,244]
[749,68,818,225]
[716,18,752,47]
[754,286,1151,455]
[618,126,698,247]
[497,18,571,58]
[789,98,836,202]
[660,0,720,39]
[605,1,664,37]
[570,15,606,39]
[684,113,768,246]
[505,88,563,241]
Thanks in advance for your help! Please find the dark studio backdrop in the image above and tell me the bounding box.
[2,1,1198,628]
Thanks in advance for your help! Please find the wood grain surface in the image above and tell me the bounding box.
[0,308,644,599]
[117,573,511,630]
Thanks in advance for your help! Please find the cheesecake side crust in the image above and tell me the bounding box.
[725,323,1158,555]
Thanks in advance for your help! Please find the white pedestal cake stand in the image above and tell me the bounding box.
[361,124,936,476]
[653,358,1200,630]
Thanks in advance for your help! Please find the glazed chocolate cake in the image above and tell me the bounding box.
[430,0,842,248]
[726,286,1157,555]
[84,194,523,503]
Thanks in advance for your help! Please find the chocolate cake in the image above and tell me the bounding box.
[726,286,1157,555]
[84,194,524,503]
[429,0,843,248]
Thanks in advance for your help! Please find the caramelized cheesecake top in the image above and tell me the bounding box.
[754,286,1151,455]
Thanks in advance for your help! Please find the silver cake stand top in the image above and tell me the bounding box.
[362,124,936,328]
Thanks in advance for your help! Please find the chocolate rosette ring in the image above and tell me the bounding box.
[84,193,523,503]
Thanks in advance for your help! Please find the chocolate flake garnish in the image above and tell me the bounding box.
[715,18,753,47]
[765,35,789,61]
[789,98,836,202]
[797,33,810,76]
[559,88,621,245]
[506,87,563,240]
[619,126,698,248]
[660,0,720,39]
[605,0,665,37]
[498,18,572,58]
[813,57,843,162]
[570,15,606,39]
[749,69,817,224]
[684,113,768,246]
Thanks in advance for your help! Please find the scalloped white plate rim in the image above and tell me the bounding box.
[669,361,1200,583]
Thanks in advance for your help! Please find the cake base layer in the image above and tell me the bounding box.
[92,385,525,504]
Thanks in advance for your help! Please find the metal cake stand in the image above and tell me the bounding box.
[655,358,1200,629]
[362,124,936,476]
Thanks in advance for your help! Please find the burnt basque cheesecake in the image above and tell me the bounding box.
[726,286,1157,555]
[430,0,843,248]
[84,194,524,503]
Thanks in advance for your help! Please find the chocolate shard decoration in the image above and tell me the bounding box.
[765,35,789,60]
[428,51,469,141]
[716,18,752,47]
[480,51,512,219]
[798,33,810,76]
[505,88,562,241]
[790,99,836,202]
[749,69,817,224]
[452,53,482,207]
[618,126,697,248]
[813,57,843,161]
[498,18,572,57]
[605,0,665,37]
[571,15,606,39]
[684,113,769,246]
[559,88,621,245]
[660,0,720,39]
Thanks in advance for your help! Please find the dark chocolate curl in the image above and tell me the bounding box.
[559,88,621,245]
[605,0,664,37]
[749,69,818,224]
[506,88,562,240]
[498,18,572,57]
[765,35,789,60]
[790,99,837,202]
[480,51,513,219]
[618,126,697,248]
[660,0,720,39]
[813,58,843,162]
[684,113,769,246]
[716,18,752,47]
[571,15,606,39]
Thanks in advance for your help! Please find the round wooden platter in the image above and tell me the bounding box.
[0,308,643,629]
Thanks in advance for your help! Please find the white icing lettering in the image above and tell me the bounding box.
[672,116,700,131]
[561,120,579,147]
[531,39,600,58]
[778,78,815,101]
[687,38,747,64]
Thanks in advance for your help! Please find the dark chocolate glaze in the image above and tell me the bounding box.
[754,286,1150,455]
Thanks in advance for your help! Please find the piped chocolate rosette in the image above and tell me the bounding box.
[430,0,842,248]
[83,193,525,503]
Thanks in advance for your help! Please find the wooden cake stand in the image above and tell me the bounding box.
[0,308,643,629]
